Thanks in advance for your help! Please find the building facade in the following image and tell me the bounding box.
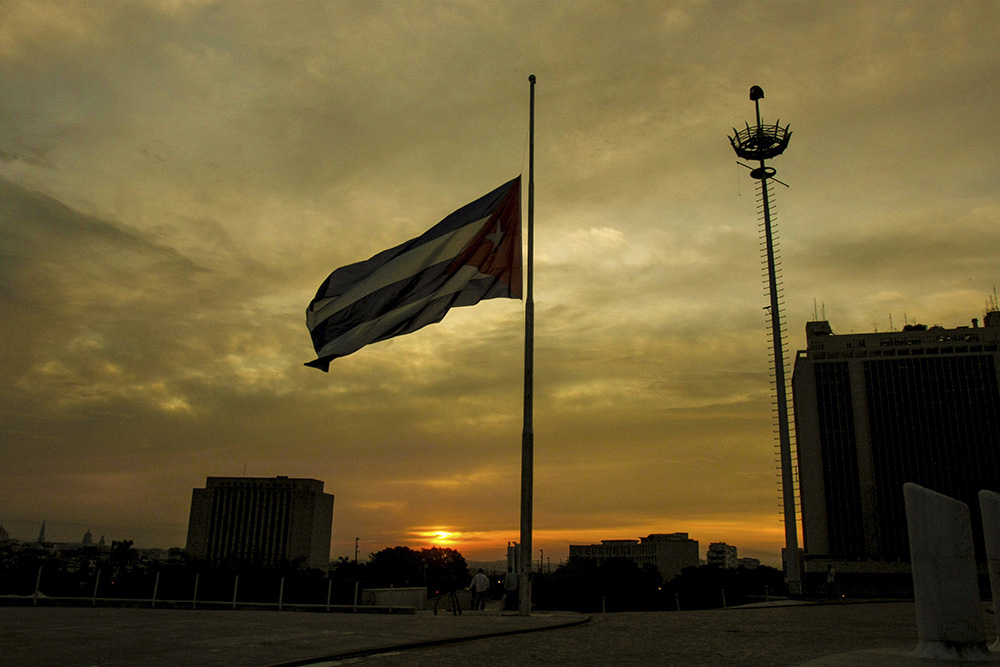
[569,533,699,581]
[792,312,1000,567]
[706,542,738,568]
[185,476,334,569]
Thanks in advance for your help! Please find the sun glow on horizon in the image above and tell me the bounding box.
[432,530,454,544]
[410,528,461,548]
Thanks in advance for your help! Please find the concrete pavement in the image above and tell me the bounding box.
[3,601,1000,666]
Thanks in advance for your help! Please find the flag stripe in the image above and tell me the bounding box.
[311,265,500,361]
[307,178,515,322]
[306,213,489,330]
[309,259,476,351]
[305,177,521,370]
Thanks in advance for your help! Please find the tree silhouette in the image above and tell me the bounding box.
[534,556,662,612]
[664,564,786,609]
[367,546,425,587]
[420,547,468,595]
[365,545,470,593]
[109,540,137,579]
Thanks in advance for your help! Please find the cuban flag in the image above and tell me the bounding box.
[305,177,522,371]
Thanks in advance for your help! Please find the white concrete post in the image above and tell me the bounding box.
[904,483,989,660]
[978,489,1000,651]
[92,569,101,606]
[33,565,43,606]
[152,571,160,608]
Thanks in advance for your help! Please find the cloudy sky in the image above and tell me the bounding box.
[2,1,998,567]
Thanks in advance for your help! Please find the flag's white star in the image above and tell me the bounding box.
[486,222,503,249]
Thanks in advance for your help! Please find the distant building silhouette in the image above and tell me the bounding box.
[82,528,93,546]
[185,476,334,569]
[793,310,1000,573]
[706,542,738,568]
[569,533,699,581]
[36,520,45,543]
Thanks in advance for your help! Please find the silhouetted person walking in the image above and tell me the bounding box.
[503,566,518,611]
[470,568,489,610]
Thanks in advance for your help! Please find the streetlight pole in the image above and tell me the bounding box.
[729,86,801,595]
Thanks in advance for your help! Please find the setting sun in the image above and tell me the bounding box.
[410,529,461,548]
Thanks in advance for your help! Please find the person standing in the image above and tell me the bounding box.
[503,566,518,611]
[826,565,838,599]
[470,568,490,610]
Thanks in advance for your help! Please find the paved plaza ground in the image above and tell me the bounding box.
[3,601,1000,666]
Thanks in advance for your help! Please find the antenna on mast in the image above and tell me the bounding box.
[984,288,1000,327]
[729,86,800,596]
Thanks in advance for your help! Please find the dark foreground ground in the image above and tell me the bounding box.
[3,601,999,666]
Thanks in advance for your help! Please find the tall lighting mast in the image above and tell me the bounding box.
[729,86,801,595]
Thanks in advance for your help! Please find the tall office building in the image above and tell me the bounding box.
[792,310,1000,570]
[569,533,699,581]
[186,476,334,569]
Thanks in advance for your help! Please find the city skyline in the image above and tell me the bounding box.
[1,516,756,571]
[2,1,1000,568]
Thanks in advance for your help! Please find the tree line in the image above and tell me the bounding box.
[1,539,785,611]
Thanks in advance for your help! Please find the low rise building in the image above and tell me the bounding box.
[569,532,699,581]
[707,542,738,568]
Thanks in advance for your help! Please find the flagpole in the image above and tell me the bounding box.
[518,73,535,617]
